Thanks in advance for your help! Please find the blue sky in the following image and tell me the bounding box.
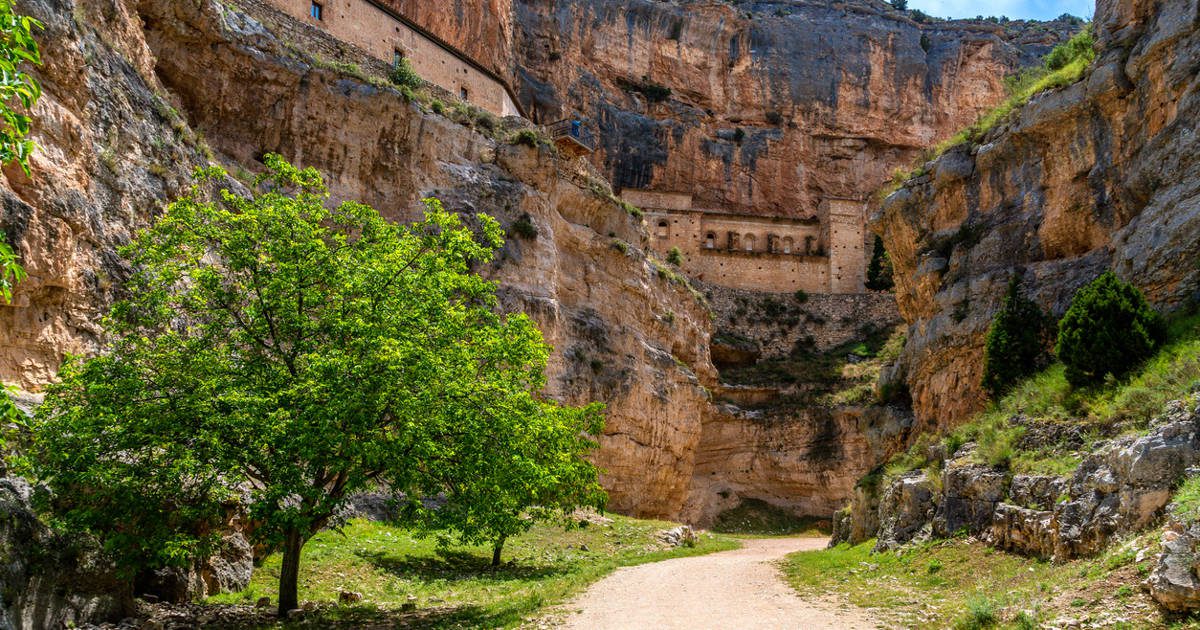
[907,0,1094,20]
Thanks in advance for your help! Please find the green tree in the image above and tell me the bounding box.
[1056,270,1165,387]
[865,236,894,291]
[1,238,26,458]
[406,400,605,566]
[30,155,602,616]
[981,274,1053,398]
[0,1,42,175]
[0,0,40,459]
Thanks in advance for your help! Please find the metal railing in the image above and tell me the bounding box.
[547,119,596,153]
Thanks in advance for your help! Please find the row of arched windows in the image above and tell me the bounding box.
[655,219,818,255]
[702,231,815,255]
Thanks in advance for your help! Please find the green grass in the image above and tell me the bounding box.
[782,534,1161,628]
[208,516,738,628]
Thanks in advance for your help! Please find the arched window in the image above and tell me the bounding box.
[743,233,756,252]
[704,232,715,249]
[656,220,669,239]
[782,237,793,254]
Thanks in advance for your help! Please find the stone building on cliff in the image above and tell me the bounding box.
[263,0,523,117]
[625,190,867,294]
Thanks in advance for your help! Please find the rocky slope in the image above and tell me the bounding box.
[835,397,1200,558]
[874,0,1200,433]
[391,0,1077,217]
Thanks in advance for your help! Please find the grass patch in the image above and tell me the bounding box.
[208,516,738,628]
[783,534,1161,628]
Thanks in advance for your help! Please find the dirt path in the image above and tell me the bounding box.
[550,537,877,629]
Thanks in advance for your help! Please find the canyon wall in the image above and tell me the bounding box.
[509,0,1077,219]
[0,0,1084,527]
[873,0,1200,432]
[375,0,1076,222]
[1,0,713,520]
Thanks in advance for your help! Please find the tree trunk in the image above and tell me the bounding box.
[277,528,304,617]
[491,536,506,567]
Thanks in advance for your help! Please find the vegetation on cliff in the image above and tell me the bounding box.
[981,275,1054,398]
[26,157,604,616]
[886,299,1197,477]
[1056,271,1166,387]
[885,24,1098,194]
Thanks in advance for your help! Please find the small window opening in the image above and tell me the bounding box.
[310,1,323,20]
[460,87,469,100]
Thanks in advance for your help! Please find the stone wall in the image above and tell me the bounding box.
[629,190,868,294]
[827,199,867,294]
[262,0,521,116]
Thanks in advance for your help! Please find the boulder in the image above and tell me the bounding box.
[658,526,698,548]
[933,464,1008,538]
[1147,521,1200,611]
[874,471,935,551]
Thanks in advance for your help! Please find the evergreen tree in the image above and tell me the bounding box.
[1056,270,1165,387]
[865,235,894,291]
[981,274,1053,398]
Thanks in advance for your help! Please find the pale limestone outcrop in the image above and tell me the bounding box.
[846,398,1200,559]
[682,404,912,526]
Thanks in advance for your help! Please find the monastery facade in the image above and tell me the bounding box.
[263,0,522,117]
[624,191,867,294]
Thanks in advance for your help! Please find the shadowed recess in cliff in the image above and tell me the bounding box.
[598,103,673,190]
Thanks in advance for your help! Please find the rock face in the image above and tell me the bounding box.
[842,397,1200,559]
[0,0,716,521]
[506,0,1076,217]
[0,478,128,629]
[683,403,912,525]
[873,0,1200,432]
[1147,519,1200,612]
[378,0,1076,220]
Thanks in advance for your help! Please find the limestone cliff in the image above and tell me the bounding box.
[1,0,712,521]
[873,0,1200,433]
[524,1,1075,218]
[381,0,1076,218]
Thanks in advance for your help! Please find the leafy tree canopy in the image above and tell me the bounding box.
[29,156,603,615]
[0,0,41,174]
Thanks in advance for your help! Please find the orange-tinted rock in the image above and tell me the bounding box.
[873,0,1200,433]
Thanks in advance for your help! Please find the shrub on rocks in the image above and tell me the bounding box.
[1056,271,1166,387]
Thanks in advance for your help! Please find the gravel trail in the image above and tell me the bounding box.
[552,537,877,629]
